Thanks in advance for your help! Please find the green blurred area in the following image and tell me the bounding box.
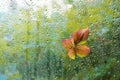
[0,0,120,80]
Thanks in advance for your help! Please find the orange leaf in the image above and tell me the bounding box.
[68,48,75,59]
[82,28,89,41]
[70,29,83,44]
[62,39,73,49]
[75,45,90,58]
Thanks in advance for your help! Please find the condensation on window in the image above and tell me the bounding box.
[0,0,120,80]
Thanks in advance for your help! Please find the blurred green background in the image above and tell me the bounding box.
[0,0,120,80]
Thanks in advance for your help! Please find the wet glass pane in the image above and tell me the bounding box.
[0,0,120,80]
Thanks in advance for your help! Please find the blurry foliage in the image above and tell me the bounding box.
[0,0,120,80]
